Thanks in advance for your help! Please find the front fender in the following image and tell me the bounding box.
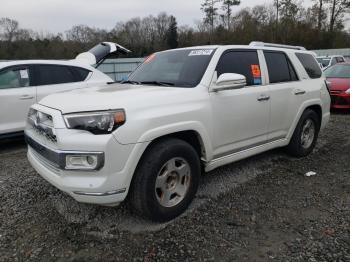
[114,121,213,161]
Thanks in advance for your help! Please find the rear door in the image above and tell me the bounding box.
[0,65,35,134]
[33,64,90,102]
[263,51,305,140]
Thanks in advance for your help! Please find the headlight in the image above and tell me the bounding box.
[64,110,126,134]
[346,88,350,94]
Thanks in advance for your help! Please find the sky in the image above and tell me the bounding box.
[1,0,314,34]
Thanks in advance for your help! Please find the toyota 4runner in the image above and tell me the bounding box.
[25,42,331,222]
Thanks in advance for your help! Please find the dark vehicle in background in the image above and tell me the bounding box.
[324,63,350,109]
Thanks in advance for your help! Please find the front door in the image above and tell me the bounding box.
[210,50,270,158]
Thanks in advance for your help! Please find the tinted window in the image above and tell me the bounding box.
[216,51,261,86]
[296,53,322,79]
[70,67,90,81]
[36,65,77,86]
[264,51,298,83]
[129,49,215,87]
[0,67,30,89]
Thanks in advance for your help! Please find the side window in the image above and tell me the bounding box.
[35,65,77,86]
[0,67,30,89]
[336,57,344,63]
[295,53,322,79]
[216,50,262,86]
[264,51,298,84]
[70,67,91,82]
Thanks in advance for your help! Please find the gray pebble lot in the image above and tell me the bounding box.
[0,112,349,261]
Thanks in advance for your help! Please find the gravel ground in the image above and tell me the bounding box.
[0,112,349,261]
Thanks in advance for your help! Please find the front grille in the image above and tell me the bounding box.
[337,97,349,106]
[27,109,57,142]
[25,135,64,169]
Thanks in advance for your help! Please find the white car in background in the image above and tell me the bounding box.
[0,42,130,138]
[316,55,345,70]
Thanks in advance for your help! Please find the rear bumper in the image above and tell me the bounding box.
[331,94,350,109]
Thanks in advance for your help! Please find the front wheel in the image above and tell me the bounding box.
[286,109,320,157]
[129,138,200,222]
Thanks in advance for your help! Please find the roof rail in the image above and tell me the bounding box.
[249,41,306,51]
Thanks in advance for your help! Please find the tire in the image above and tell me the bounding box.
[129,138,201,222]
[286,109,320,157]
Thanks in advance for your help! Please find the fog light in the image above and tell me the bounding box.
[65,155,99,170]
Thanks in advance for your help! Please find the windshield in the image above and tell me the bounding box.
[324,64,350,78]
[127,49,216,88]
[316,58,331,67]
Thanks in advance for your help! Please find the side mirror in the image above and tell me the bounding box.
[211,73,247,92]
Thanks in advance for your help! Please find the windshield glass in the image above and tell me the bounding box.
[324,64,350,78]
[316,58,331,67]
[127,49,216,87]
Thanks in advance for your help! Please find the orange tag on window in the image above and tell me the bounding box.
[251,64,261,78]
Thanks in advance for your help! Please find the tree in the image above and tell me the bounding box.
[326,0,350,33]
[312,0,326,30]
[0,17,19,42]
[221,0,240,30]
[166,16,179,49]
[201,0,220,34]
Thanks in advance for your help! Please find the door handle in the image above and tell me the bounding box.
[19,95,34,100]
[294,89,306,95]
[257,94,270,102]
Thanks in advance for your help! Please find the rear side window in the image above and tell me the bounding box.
[0,67,30,89]
[264,51,298,84]
[336,57,344,63]
[35,65,77,86]
[296,53,322,79]
[216,50,262,86]
[70,67,90,81]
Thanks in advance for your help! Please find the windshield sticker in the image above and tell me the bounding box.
[188,49,214,56]
[19,70,29,79]
[251,64,261,78]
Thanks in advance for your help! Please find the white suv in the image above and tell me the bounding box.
[25,42,331,222]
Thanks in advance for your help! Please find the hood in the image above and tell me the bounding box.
[39,83,196,114]
[327,78,350,91]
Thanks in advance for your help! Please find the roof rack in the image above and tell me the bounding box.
[249,41,306,51]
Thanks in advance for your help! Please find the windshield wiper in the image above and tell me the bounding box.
[120,80,141,85]
[140,81,175,87]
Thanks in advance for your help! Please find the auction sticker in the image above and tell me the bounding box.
[20,69,29,79]
[189,49,214,56]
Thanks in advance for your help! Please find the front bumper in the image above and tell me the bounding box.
[331,93,350,109]
[25,103,150,206]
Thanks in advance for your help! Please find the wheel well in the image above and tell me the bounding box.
[305,105,322,128]
[149,131,205,159]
